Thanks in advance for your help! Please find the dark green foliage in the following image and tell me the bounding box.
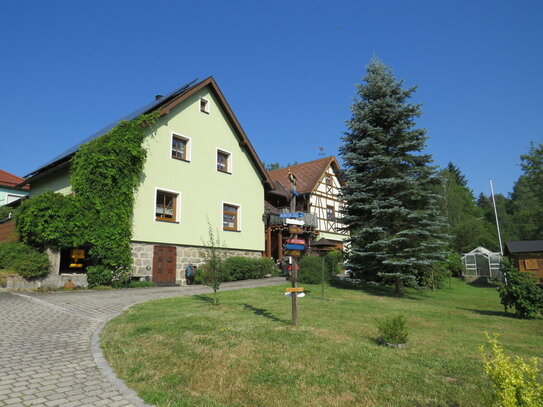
[446,162,468,188]
[298,255,332,284]
[497,260,543,319]
[17,192,85,250]
[339,58,448,294]
[325,250,343,275]
[17,113,158,281]
[444,252,465,277]
[127,280,157,288]
[377,315,409,344]
[0,242,50,278]
[86,265,113,288]
[222,256,275,281]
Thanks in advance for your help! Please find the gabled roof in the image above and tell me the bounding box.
[267,156,343,196]
[24,77,273,189]
[505,240,543,254]
[0,169,28,190]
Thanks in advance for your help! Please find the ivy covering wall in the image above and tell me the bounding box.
[17,112,158,278]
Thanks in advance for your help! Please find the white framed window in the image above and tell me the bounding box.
[171,133,191,161]
[216,148,233,173]
[222,202,241,231]
[154,188,181,223]
[199,97,210,114]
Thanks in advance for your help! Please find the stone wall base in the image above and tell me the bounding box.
[131,241,262,285]
[0,273,88,291]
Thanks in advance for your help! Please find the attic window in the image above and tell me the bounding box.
[200,97,209,114]
[217,149,232,173]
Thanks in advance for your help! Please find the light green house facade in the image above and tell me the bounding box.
[25,78,272,285]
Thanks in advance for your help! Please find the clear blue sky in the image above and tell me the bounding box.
[1,0,542,196]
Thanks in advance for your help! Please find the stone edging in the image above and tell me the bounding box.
[91,308,155,407]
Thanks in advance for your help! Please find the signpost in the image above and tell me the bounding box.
[288,226,304,234]
[279,212,305,218]
[286,287,304,293]
[285,243,305,250]
[286,218,304,226]
[283,250,301,256]
[286,238,306,245]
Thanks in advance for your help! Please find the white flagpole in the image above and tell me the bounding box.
[489,179,504,255]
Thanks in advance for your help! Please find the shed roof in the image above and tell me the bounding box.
[505,240,543,254]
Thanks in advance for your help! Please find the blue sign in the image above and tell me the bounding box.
[285,243,305,250]
[279,212,305,218]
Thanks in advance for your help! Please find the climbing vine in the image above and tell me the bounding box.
[18,112,159,278]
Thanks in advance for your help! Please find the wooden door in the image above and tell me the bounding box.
[152,246,176,284]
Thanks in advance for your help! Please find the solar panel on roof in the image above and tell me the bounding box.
[25,78,199,178]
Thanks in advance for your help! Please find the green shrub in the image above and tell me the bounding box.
[0,241,50,278]
[222,257,275,281]
[480,333,543,407]
[325,250,344,275]
[497,259,543,319]
[446,252,465,277]
[87,265,112,288]
[377,315,409,344]
[298,255,331,284]
[127,280,157,288]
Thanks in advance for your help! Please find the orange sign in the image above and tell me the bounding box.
[285,287,304,293]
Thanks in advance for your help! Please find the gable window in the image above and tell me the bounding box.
[217,149,231,173]
[326,205,335,221]
[171,135,189,161]
[200,97,210,113]
[223,203,239,231]
[325,175,332,186]
[155,190,178,222]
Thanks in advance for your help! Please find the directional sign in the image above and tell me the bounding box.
[287,264,300,271]
[286,287,304,292]
[284,250,301,256]
[285,292,305,298]
[279,212,305,218]
[285,243,305,250]
[289,226,304,234]
[286,219,304,226]
[286,238,306,245]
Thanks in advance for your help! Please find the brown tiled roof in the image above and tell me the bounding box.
[264,200,280,214]
[0,169,28,190]
[267,156,339,196]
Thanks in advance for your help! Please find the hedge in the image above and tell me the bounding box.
[221,257,275,281]
[0,241,50,279]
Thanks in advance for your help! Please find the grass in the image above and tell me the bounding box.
[101,279,543,407]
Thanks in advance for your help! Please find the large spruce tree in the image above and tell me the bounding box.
[340,59,448,294]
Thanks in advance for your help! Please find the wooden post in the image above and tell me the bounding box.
[265,227,271,257]
[291,255,298,327]
[277,229,283,261]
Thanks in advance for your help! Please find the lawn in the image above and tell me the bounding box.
[101,279,543,407]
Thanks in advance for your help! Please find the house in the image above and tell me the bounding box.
[22,77,273,285]
[264,156,348,260]
[505,240,543,282]
[0,169,28,207]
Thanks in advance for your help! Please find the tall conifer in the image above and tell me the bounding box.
[340,59,448,294]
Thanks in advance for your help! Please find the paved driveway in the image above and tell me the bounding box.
[0,278,285,407]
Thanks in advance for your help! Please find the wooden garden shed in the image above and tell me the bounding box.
[504,240,543,282]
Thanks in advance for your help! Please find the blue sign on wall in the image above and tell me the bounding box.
[279,212,305,218]
[285,243,305,250]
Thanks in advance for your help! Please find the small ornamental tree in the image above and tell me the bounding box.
[339,58,448,295]
[199,222,227,305]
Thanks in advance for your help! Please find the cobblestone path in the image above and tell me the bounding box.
[0,278,285,407]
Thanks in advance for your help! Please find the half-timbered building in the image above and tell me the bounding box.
[264,156,348,260]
